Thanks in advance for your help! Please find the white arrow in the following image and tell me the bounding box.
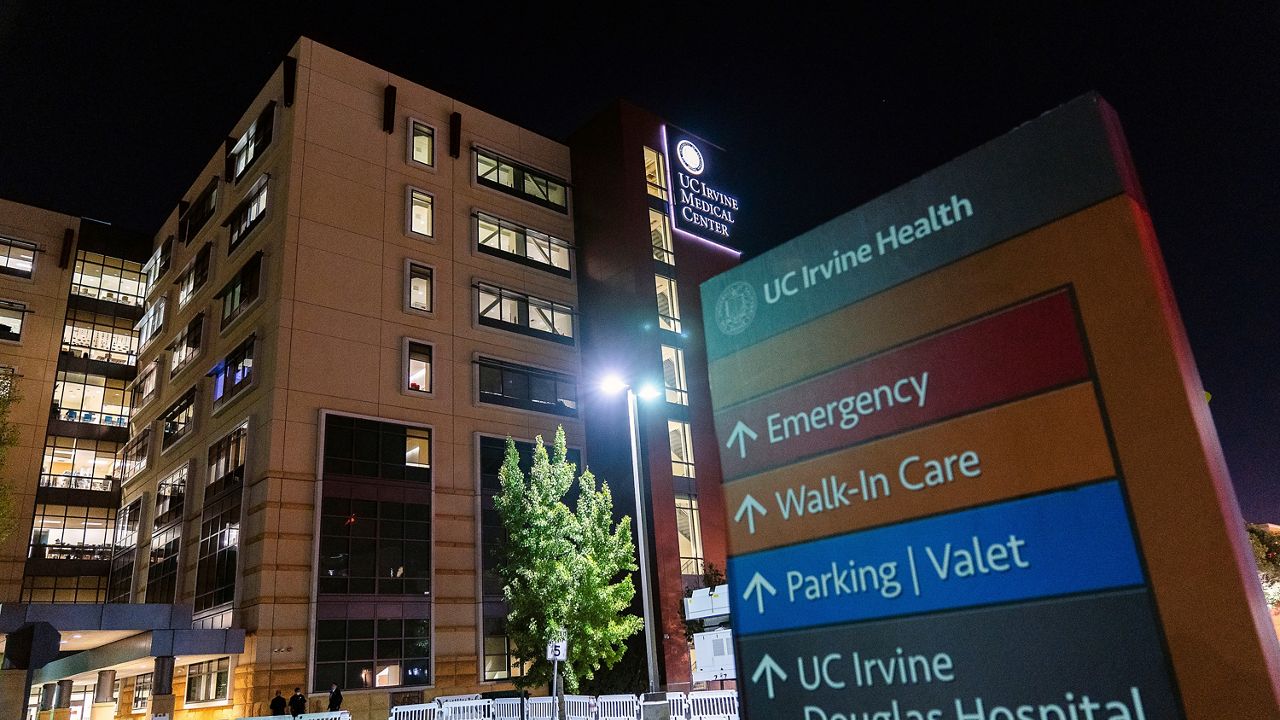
[734,494,767,534]
[725,420,759,460]
[743,572,777,614]
[751,654,788,699]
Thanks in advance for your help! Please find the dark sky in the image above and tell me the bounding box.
[1,2,1276,519]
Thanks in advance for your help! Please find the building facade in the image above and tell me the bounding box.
[0,37,737,720]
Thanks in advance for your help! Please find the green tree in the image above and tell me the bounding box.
[0,371,21,543]
[493,427,643,693]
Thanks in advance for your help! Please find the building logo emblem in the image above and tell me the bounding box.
[715,281,757,336]
[676,140,705,176]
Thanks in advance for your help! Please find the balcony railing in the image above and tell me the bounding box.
[39,473,119,493]
[29,543,113,561]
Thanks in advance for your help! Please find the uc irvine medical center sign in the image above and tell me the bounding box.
[701,94,1280,720]
[666,126,740,242]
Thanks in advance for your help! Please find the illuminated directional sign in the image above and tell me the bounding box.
[701,94,1280,720]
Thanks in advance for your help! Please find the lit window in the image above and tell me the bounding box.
[185,658,230,704]
[61,309,138,365]
[227,102,275,182]
[115,430,151,484]
[668,420,695,478]
[407,263,432,313]
[153,464,187,528]
[410,120,434,166]
[207,423,248,489]
[132,361,159,409]
[477,282,574,343]
[650,209,674,264]
[132,673,153,712]
[0,300,27,342]
[0,235,36,279]
[476,212,572,276]
[52,371,132,426]
[226,177,269,253]
[71,251,145,307]
[406,428,430,468]
[475,149,568,212]
[655,275,681,333]
[40,436,121,492]
[211,335,254,405]
[160,390,196,449]
[141,236,173,290]
[167,314,205,378]
[644,146,668,201]
[136,296,166,347]
[661,345,689,405]
[409,188,433,237]
[674,494,704,576]
[177,243,212,308]
[28,504,114,560]
[406,341,431,393]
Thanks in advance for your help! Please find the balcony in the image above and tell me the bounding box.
[47,405,130,443]
[25,543,112,577]
[37,474,121,508]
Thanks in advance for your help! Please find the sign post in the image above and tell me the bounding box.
[547,637,567,705]
[701,94,1280,719]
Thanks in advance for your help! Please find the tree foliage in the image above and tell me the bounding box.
[1247,524,1280,609]
[0,371,20,543]
[493,427,643,692]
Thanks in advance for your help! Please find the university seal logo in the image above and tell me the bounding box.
[715,281,756,336]
[676,140,705,175]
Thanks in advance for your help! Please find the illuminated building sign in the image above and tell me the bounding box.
[665,126,740,242]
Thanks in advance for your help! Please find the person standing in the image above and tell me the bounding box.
[288,687,307,717]
[269,690,287,716]
[327,683,343,711]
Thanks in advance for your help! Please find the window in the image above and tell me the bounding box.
[674,494,705,576]
[644,146,669,201]
[409,120,434,166]
[132,673,153,713]
[20,575,107,603]
[650,209,675,265]
[475,149,568,212]
[28,504,114,561]
[168,314,205,377]
[227,177,269,253]
[322,414,431,483]
[154,464,187,527]
[207,423,248,494]
[408,188,433,237]
[477,357,577,416]
[218,253,261,328]
[160,390,196,449]
[185,658,230,704]
[317,496,431,596]
[313,617,430,692]
[179,178,219,244]
[61,309,138,365]
[177,243,212,308]
[668,420,696,478]
[40,436,121,492]
[116,430,151,483]
[661,345,689,405]
[146,523,182,603]
[107,499,142,603]
[475,212,572,276]
[407,263,432,313]
[136,296,166,347]
[210,334,255,405]
[483,618,525,682]
[71,252,145,307]
[655,275,681,333]
[0,300,26,342]
[476,283,574,344]
[142,237,173,290]
[406,341,431,394]
[132,361,159,409]
[194,491,240,612]
[228,102,275,182]
[52,372,131,426]
[0,235,36,278]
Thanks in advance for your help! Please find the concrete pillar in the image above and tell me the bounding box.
[89,670,116,720]
[148,656,175,720]
[38,683,55,711]
[0,669,29,720]
[51,679,73,720]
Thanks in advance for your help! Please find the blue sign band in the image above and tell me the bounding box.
[727,480,1144,635]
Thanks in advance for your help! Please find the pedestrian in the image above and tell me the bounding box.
[327,682,343,711]
[288,687,307,718]
[270,690,287,716]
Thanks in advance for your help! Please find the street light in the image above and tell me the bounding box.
[601,375,662,692]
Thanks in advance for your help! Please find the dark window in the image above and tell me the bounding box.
[475,212,572,276]
[0,235,37,279]
[313,617,430,692]
[477,357,577,416]
[207,423,248,499]
[20,575,107,603]
[154,464,187,528]
[475,149,568,212]
[136,296,166,347]
[115,429,151,483]
[322,415,430,483]
[194,490,240,612]
[179,178,219,245]
[107,549,135,603]
[228,103,275,182]
[211,334,255,405]
[142,236,173,289]
[131,361,159,410]
[168,314,205,377]
[0,300,27,342]
[177,243,212,307]
[317,496,431,596]
[146,523,182,603]
[476,282,574,344]
[225,178,269,253]
[160,390,196,449]
[218,253,261,328]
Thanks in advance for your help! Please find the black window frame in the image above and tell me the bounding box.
[227,102,276,183]
[176,243,213,308]
[0,235,37,279]
[179,178,220,245]
[317,496,431,597]
[474,148,569,213]
[217,252,262,329]
[475,282,574,345]
[167,313,205,378]
[160,389,197,450]
[474,212,573,278]
[476,357,577,417]
[0,299,28,342]
[210,334,255,407]
[322,414,431,484]
[224,176,269,254]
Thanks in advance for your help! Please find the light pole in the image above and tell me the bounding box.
[602,376,661,693]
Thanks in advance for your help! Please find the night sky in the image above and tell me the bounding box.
[1,3,1276,519]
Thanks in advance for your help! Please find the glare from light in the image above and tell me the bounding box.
[637,385,662,401]
[601,375,628,394]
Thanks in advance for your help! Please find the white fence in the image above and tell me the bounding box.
[387,690,740,720]
[239,713,352,720]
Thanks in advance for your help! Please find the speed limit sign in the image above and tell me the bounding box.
[546,640,567,661]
